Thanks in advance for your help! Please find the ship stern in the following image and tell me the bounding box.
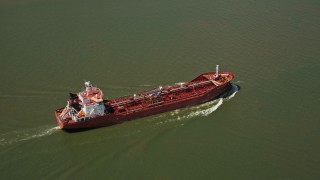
[54,109,66,129]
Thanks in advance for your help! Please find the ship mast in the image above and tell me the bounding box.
[215,65,219,78]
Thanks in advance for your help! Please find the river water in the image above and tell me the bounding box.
[1,0,320,179]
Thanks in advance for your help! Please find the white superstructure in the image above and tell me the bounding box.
[60,81,105,122]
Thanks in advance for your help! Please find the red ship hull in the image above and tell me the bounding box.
[55,71,234,130]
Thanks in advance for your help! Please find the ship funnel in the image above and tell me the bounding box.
[85,81,93,92]
[215,65,219,78]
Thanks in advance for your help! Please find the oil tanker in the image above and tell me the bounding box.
[55,65,235,130]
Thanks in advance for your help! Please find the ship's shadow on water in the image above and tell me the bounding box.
[63,127,101,133]
[220,84,241,99]
[64,84,240,133]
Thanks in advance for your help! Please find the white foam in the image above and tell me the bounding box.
[155,83,240,126]
[0,126,60,146]
[20,126,60,141]
[185,98,223,118]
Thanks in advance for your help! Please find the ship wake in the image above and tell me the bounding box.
[0,126,60,146]
[155,84,239,126]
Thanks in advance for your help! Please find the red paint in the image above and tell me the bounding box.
[55,71,235,130]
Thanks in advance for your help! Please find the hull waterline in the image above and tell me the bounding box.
[55,70,235,130]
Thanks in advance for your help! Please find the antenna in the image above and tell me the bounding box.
[215,65,219,78]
